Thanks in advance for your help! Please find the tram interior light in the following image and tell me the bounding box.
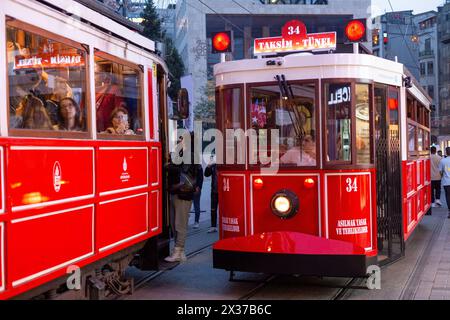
[344,19,367,43]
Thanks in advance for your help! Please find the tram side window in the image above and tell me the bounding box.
[221,87,244,165]
[250,83,316,167]
[325,83,352,162]
[355,84,371,164]
[95,54,143,138]
[408,124,416,152]
[6,23,88,134]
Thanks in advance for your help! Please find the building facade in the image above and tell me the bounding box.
[172,0,372,123]
[413,11,439,140]
[437,1,450,147]
[372,11,420,80]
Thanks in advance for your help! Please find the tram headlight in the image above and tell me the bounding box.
[270,190,299,219]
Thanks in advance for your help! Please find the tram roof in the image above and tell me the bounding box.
[214,53,432,108]
[38,0,155,53]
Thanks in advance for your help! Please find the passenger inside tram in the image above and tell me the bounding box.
[55,97,83,131]
[280,134,317,166]
[250,83,317,166]
[103,106,135,135]
[21,94,54,130]
[95,65,126,132]
[45,76,73,126]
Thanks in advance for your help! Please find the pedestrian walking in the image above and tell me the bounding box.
[192,164,204,229]
[439,147,450,219]
[165,133,202,262]
[204,154,218,233]
[430,146,442,210]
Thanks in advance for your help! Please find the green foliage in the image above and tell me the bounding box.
[140,0,185,101]
[194,78,216,123]
[140,0,165,42]
[165,38,185,101]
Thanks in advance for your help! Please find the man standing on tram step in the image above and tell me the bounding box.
[192,164,204,229]
[431,146,442,211]
[205,154,218,233]
[439,147,450,219]
[165,133,202,262]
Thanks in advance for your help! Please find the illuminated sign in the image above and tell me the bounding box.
[328,85,351,106]
[14,53,84,70]
[253,20,336,55]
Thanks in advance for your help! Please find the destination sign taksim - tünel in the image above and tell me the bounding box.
[253,20,336,56]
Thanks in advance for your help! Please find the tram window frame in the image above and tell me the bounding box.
[94,51,145,141]
[216,84,245,169]
[322,79,374,169]
[407,93,431,159]
[246,80,319,170]
[6,17,92,139]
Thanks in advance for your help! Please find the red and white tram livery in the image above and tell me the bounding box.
[0,0,169,299]
[212,22,432,277]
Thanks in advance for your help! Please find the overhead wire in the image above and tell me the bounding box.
[386,0,421,71]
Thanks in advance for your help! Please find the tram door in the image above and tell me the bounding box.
[375,85,405,264]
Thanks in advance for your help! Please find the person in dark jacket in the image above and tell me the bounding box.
[165,133,202,262]
[192,164,204,228]
[204,154,218,233]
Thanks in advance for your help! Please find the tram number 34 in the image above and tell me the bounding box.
[223,178,230,192]
[346,177,358,193]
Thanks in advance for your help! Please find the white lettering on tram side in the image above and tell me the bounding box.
[328,86,351,105]
[336,219,368,235]
[53,161,62,193]
[222,217,240,232]
[120,157,131,182]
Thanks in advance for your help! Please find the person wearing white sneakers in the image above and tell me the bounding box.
[165,134,202,262]
[430,146,442,211]
[439,147,450,219]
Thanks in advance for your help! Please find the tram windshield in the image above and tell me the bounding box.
[249,83,317,167]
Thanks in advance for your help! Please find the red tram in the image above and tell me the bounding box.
[212,21,432,277]
[0,0,173,299]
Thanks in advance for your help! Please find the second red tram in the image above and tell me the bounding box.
[213,43,432,276]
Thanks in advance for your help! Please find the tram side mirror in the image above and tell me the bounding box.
[169,88,190,120]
